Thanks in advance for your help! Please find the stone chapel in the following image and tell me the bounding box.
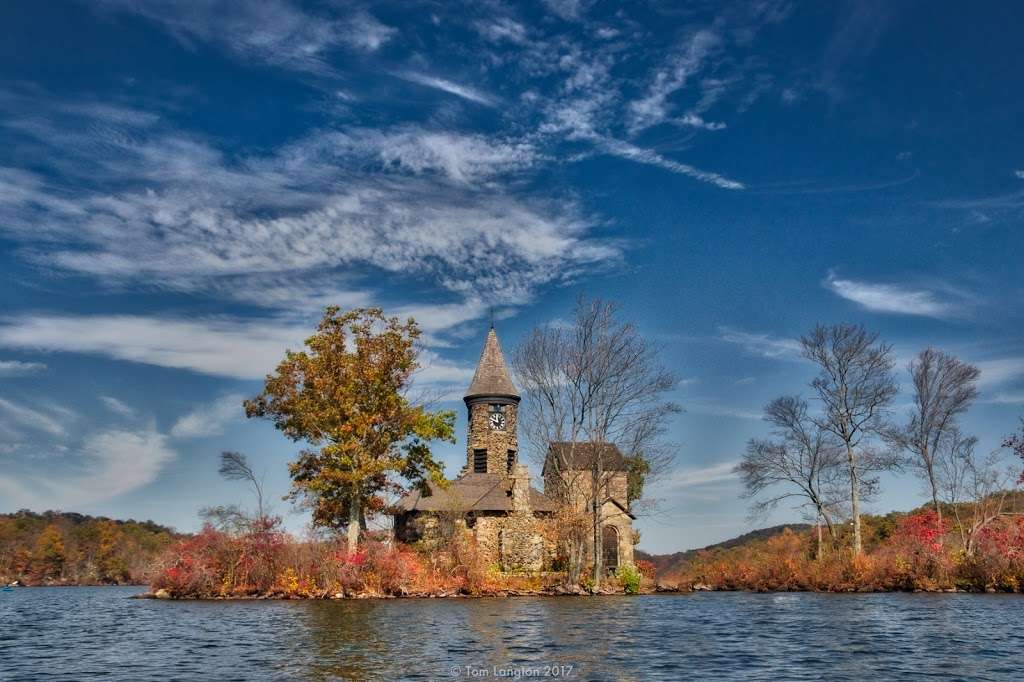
[392,326,635,573]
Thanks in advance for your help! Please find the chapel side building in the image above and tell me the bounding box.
[542,443,636,570]
[391,326,636,574]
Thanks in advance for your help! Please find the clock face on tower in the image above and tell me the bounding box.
[489,412,506,431]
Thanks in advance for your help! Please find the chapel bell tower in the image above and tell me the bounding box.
[464,326,520,475]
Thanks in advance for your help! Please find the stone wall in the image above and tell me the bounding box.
[477,514,553,572]
[396,511,554,573]
[596,500,635,568]
[546,469,630,513]
[543,469,636,570]
[496,513,546,571]
[606,473,628,508]
[466,399,519,474]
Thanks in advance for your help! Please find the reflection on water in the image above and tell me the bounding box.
[2,587,1024,680]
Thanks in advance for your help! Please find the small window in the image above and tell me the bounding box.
[473,449,487,473]
[507,449,516,472]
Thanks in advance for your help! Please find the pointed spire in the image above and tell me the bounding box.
[464,327,518,400]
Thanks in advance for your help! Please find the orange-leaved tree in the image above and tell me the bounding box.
[244,307,455,552]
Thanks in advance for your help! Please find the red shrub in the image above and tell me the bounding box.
[894,511,945,555]
[151,524,230,597]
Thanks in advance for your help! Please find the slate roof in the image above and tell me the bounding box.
[393,473,556,514]
[464,327,518,400]
[543,442,629,472]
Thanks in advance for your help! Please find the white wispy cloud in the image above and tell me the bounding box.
[396,72,499,107]
[538,62,744,191]
[986,391,1024,405]
[0,97,613,313]
[677,113,727,130]
[370,130,538,184]
[685,401,763,420]
[414,351,477,397]
[0,314,304,380]
[346,10,398,51]
[824,272,961,318]
[32,181,607,300]
[1015,170,1024,180]
[100,396,135,418]
[542,0,586,21]
[97,1,394,73]
[393,299,489,341]
[973,357,1024,389]
[0,312,478,387]
[73,429,174,502]
[629,30,720,133]
[598,138,744,189]
[930,189,1024,211]
[0,428,176,508]
[0,360,46,376]
[171,394,245,439]
[718,327,802,360]
[662,461,740,489]
[474,17,529,44]
[0,397,66,437]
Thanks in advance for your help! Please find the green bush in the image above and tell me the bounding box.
[616,563,641,594]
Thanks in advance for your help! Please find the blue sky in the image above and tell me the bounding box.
[0,1,1022,553]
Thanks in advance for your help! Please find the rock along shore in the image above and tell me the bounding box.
[134,583,685,601]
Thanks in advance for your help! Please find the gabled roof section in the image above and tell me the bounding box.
[603,495,636,520]
[391,473,556,513]
[464,327,518,400]
[543,442,629,473]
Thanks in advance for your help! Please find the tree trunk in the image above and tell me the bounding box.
[591,499,602,589]
[847,443,862,555]
[816,516,823,560]
[819,506,836,539]
[928,470,943,529]
[347,486,360,553]
[567,536,583,585]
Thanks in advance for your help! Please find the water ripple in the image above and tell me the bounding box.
[2,589,1024,680]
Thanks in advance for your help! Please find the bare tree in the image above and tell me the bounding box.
[513,297,680,588]
[800,324,898,554]
[888,349,980,527]
[937,432,1018,555]
[198,504,250,534]
[736,396,845,558]
[218,451,266,522]
[1004,418,1024,480]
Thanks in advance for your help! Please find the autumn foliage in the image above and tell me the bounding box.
[670,502,1024,593]
[149,521,562,599]
[244,307,455,554]
[0,510,179,585]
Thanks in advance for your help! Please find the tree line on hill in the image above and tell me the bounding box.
[664,494,1024,592]
[0,510,180,585]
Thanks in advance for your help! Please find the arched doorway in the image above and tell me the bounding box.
[602,525,619,571]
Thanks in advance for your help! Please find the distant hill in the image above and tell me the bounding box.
[0,509,182,586]
[636,524,813,576]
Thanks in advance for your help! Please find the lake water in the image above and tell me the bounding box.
[1,587,1021,680]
